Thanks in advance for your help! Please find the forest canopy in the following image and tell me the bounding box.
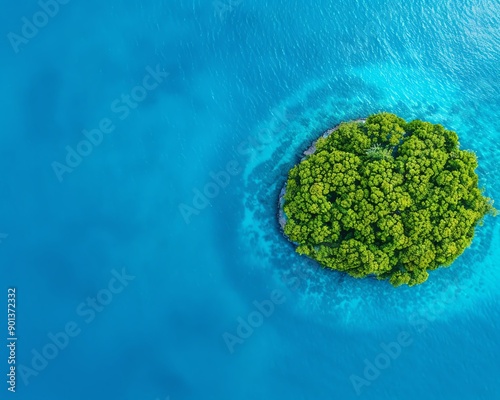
[282,113,496,287]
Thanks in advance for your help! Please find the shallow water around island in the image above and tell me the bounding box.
[224,5,500,399]
[1,0,499,399]
[241,69,500,322]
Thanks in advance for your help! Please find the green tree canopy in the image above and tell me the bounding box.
[282,112,496,287]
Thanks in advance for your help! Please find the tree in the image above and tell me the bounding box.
[282,112,497,287]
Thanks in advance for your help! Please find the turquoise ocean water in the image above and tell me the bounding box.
[0,0,499,399]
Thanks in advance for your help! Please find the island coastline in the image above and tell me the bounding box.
[278,118,367,235]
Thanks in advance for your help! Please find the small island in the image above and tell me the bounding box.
[279,112,496,287]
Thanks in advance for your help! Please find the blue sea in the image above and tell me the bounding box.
[1,0,499,399]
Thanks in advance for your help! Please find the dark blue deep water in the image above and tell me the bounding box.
[1,1,499,399]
